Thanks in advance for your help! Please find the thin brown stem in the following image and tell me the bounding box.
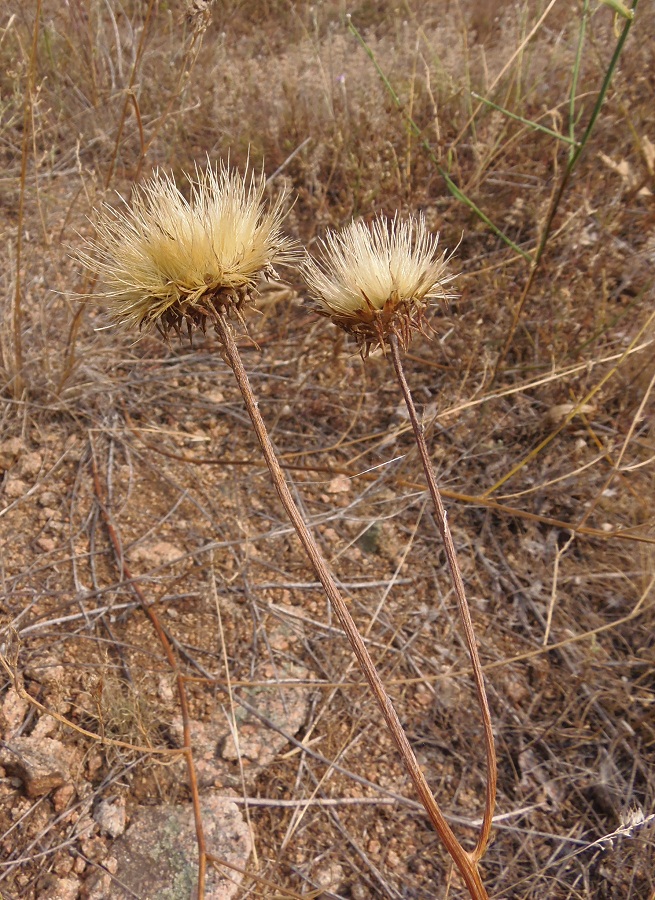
[90,441,207,897]
[389,334,497,862]
[104,0,156,190]
[214,312,488,900]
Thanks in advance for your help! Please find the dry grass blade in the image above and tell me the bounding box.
[10,0,42,400]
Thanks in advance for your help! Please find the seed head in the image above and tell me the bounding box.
[303,214,456,356]
[80,161,295,339]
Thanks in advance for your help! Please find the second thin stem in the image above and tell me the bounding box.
[389,334,497,861]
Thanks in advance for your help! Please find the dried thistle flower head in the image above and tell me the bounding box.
[303,214,456,356]
[81,161,295,339]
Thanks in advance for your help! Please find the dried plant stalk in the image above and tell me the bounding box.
[303,211,497,890]
[12,0,43,398]
[389,334,497,861]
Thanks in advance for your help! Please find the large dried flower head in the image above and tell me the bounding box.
[81,161,295,339]
[303,214,456,356]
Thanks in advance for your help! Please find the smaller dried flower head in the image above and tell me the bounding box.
[303,214,456,356]
[81,160,294,339]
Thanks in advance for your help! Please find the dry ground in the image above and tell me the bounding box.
[1,1,654,897]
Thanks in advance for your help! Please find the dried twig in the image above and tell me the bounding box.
[389,333,497,860]
[89,440,207,896]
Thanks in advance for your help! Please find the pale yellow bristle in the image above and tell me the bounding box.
[302,214,456,354]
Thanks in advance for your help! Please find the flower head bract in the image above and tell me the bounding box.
[81,160,295,338]
[303,214,456,356]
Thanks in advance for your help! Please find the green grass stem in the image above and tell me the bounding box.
[347,16,532,262]
[470,92,580,147]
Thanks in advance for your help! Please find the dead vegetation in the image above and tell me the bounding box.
[0,0,654,897]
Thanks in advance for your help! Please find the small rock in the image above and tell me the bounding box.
[129,541,183,567]
[49,876,80,900]
[168,718,226,790]
[3,478,28,499]
[74,691,97,715]
[31,715,58,739]
[81,869,111,900]
[157,675,175,704]
[1,688,29,737]
[80,835,108,862]
[94,797,127,838]
[168,646,314,786]
[37,536,56,552]
[221,660,313,767]
[26,656,66,687]
[386,848,401,869]
[19,451,43,478]
[414,685,434,708]
[53,853,75,876]
[0,437,23,469]
[86,752,104,779]
[53,783,77,813]
[326,474,351,493]
[0,736,71,797]
[315,862,345,891]
[110,793,252,900]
